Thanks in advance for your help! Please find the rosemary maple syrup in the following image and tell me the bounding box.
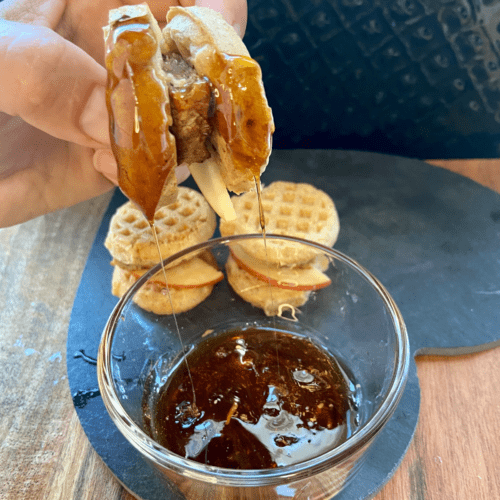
[142,327,359,469]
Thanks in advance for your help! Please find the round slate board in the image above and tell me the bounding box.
[67,150,500,500]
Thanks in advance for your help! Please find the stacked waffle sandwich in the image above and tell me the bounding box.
[220,181,340,316]
[105,187,223,315]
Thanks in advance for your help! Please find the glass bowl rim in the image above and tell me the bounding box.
[97,233,410,485]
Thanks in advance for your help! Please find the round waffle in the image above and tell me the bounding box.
[105,187,216,267]
[111,266,214,315]
[220,181,339,265]
[225,255,311,317]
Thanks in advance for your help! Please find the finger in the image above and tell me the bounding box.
[175,163,191,184]
[130,0,177,24]
[0,142,114,228]
[93,149,118,185]
[179,0,247,37]
[0,20,109,149]
[94,149,191,186]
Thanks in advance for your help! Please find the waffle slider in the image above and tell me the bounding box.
[104,4,274,222]
[105,187,222,315]
[220,182,340,316]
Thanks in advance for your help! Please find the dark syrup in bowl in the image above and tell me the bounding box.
[142,327,361,469]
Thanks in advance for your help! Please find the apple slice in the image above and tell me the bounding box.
[229,245,331,291]
[188,156,237,221]
[131,256,223,289]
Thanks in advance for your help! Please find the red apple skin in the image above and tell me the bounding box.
[157,274,223,290]
[229,250,331,291]
[130,268,223,290]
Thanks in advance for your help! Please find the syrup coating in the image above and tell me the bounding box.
[105,14,177,222]
[207,53,274,180]
[163,6,275,193]
[105,5,274,221]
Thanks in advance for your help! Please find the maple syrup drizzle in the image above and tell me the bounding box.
[255,176,280,377]
[105,16,177,223]
[206,53,274,180]
[150,220,197,409]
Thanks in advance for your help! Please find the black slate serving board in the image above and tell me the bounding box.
[67,150,500,500]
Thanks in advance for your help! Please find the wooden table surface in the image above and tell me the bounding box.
[0,159,498,500]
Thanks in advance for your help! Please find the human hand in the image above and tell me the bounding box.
[0,0,247,228]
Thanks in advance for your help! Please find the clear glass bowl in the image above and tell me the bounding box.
[98,234,410,499]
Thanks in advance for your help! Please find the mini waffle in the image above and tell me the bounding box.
[111,266,215,315]
[105,187,220,315]
[105,187,216,268]
[225,255,312,317]
[220,181,339,266]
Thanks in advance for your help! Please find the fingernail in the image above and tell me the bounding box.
[176,163,191,184]
[94,149,118,184]
[232,23,242,37]
[80,86,110,145]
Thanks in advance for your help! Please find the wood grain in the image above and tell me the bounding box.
[0,160,498,500]
[426,159,500,193]
[375,348,500,500]
[0,193,110,500]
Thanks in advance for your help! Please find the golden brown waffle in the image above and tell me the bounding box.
[163,7,273,194]
[105,187,216,267]
[220,181,339,265]
[111,266,214,315]
[225,255,311,317]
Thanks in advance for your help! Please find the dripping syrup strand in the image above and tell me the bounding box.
[254,176,280,379]
[149,221,197,411]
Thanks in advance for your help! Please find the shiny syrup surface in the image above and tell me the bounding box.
[142,328,359,469]
[105,16,177,222]
[207,53,274,179]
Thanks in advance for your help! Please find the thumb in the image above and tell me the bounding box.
[0,20,109,148]
[179,0,247,37]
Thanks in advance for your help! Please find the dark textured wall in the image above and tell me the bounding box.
[3,0,500,158]
[244,0,500,158]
